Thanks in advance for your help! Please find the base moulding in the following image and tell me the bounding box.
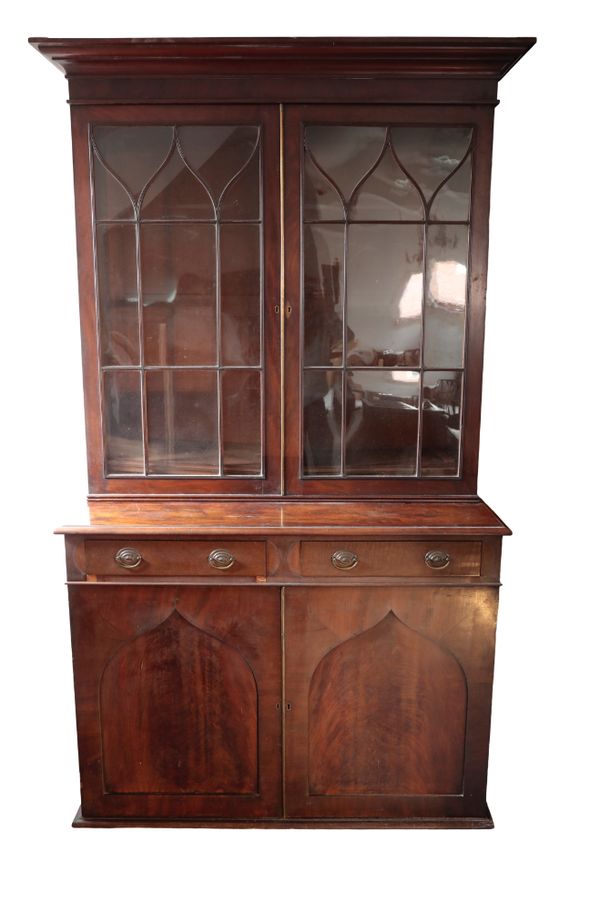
[73,807,494,830]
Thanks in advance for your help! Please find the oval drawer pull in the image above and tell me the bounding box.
[424,549,451,570]
[208,549,236,570]
[114,547,143,569]
[331,549,359,570]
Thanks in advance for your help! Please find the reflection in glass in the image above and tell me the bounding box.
[430,156,472,221]
[96,224,139,365]
[421,371,462,476]
[304,153,345,221]
[350,146,424,221]
[304,224,344,366]
[222,370,262,475]
[305,126,387,203]
[92,122,265,481]
[303,370,343,475]
[146,370,218,475]
[301,124,475,480]
[177,126,258,207]
[93,158,134,220]
[141,223,216,366]
[221,225,261,366]
[141,152,213,220]
[390,127,472,203]
[424,225,468,368]
[347,225,423,366]
[220,145,260,220]
[345,371,420,475]
[104,370,143,474]
[93,126,174,205]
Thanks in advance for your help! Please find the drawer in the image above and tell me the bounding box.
[299,541,481,577]
[84,540,266,577]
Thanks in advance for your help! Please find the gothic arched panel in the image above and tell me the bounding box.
[308,610,467,795]
[100,609,258,795]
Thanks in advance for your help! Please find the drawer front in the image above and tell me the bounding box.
[84,540,266,577]
[299,541,481,577]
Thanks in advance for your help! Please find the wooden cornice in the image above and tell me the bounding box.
[29,36,535,80]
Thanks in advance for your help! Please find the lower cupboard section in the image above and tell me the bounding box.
[68,583,498,824]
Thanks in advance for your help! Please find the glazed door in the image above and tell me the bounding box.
[284,586,497,820]
[71,104,281,495]
[69,585,282,820]
[283,104,494,497]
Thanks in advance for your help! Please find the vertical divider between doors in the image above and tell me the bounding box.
[279,104,285,495]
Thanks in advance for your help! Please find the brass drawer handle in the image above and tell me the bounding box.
[208,549,236,570]
[331,549,359,570]
[425,550,451,570]
[114,547,143,569]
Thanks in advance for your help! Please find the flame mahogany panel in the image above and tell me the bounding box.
[69,584,282,819]
[284,585,497,820]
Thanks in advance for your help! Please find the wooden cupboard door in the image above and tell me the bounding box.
[284,586,497,820]
[69,585,281,819]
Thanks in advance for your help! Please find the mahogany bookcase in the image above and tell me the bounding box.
[31,36,535,828]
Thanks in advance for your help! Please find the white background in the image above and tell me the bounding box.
[2,3,598,897]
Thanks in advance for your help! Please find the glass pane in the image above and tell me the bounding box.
[304,224,344,366]
[146,370,218,475]
[104,370,143,474]
[220,144,260,220]
[430,156,472,221]
[93,126,174,201]
[303,369,342,475]
[304,152,345,221]
[424,225,469,368]
[222,370,262,475]
[346,370,419,475]
[421,371,463,476]
[305,126,387,204]
[347,225,423,367]
[141,223,216,366]
[96,224,139,366]
[221,224,261,366]
[350,145,424,221]
[177,126,259,207]
[391,127,472,204]
[93,157,134,220]
[141,151,213,220]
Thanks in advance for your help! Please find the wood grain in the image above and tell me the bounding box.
[85,539,266,576]
[101,609,258,794]
[70,584,282,819]
[308,611,466,795]
[284,585,498,820]
[299,540,481,577]
[60,498,511,535]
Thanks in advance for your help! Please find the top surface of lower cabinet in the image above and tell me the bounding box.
[57,498,511,536]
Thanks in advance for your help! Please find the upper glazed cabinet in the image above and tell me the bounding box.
[37,37,535,498]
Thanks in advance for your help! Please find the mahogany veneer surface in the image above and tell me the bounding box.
[58,499,511,535]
